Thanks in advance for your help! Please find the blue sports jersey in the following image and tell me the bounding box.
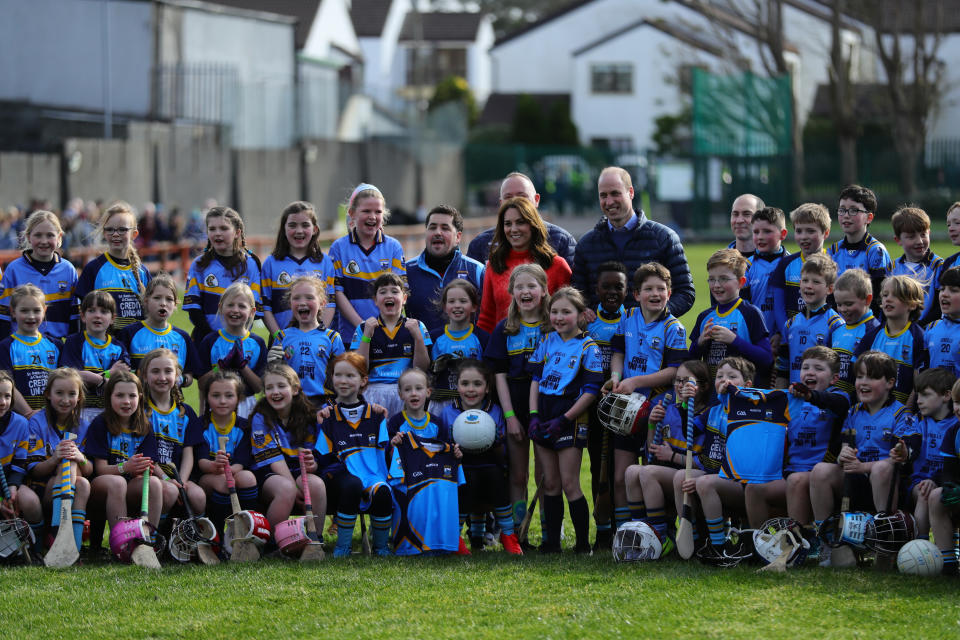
[828,232,893,316]
[440,397,506,468]
[650,392,707,471]
[688,298,771,380]
[770,251,827,337]
[430,324,489,401]
[384,410,450,442]
[924,251,960,324]
[317,401,390,494]
[198,330,267,397]
[941,418,960,464]
[784,386,848,473]
[586,305,623,377]
[75,253,151,329]
[0,411,28,486]
[190,413,253,469]
[388,431,465,555]
[349,317,431,385]
[893,251,943,317]
[184,252,263,336]
[529,332,604,419]
[117,322,201,377]
[18,411,89,486]
[923,315,960,376]
[854,322,928,404]
[843,399,917,463]
[248,412,319,472]
[260,253,336,331]
[912,414,957,485]
[716,387,803,484]
[611,309,687,398]
[0,253,79,339]
[484,319,547,412]
[777,304,843,383]
[832,311,879,396]
[279,326,345,399]
[744,247,788,335]
[0,333,61,409]
[83,414,158,466]
[405,248,485,337]
[329,229,406,337]
[148,401,201,478]
[59,332,130,409]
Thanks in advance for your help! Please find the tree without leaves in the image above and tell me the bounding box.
[826,0,860,184]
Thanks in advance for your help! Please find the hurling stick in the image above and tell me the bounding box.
[0,458,32,564]
[592,429,612,528]
[875,455,903,571]
[516,477,543,545]
[676,382,697,560]
[130,468,161,569]
[758,529,798,573]
[220,436,259,562]
[297,450,325,561]
[44,434,78,567]
[170,465,219,565]
[832,429,858,568]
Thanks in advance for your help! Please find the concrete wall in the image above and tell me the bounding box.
[234,149,301,236]
[63,137,153,208]
[0,152,60,207]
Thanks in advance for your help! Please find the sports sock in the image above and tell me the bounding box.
[72,509,86,551]
[953,529,959,560]
[51,496,62,527]
[707,516,725,547]
[29,519,45,549]
[614,506,631,531]
[469,513,485,541]
[494,504,515,536]
[335,512,357,550]
[568,496,589,548]
[540,504,550,545]
[627,500,646,521]
[237,486,259,512]
[371,514,392,551]
[209,491,232,534]
[543,494,564,548]
[942,549,958,575]
[646,507,667,540]
[512,500,526,530]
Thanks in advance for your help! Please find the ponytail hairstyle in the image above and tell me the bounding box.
[347,184,390,224]
[197,207,250,279]
[43,368,85,434]
[102,370,151,438]
[327,351,369,399]
[251,362,317,447]
[20,210,64,255]
[98,201,145,294]
[272,201,324,261]
[139,348,186,417]
[503,263,550,334]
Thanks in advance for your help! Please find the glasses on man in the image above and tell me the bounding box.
[103,227,133,236]
[837,207,869,217]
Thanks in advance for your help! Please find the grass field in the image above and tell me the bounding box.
[3,241,958,639]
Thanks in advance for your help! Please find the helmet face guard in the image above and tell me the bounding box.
[109,518,158,563]
[224,510,271,554]
[0,518,33,559]
[597,393,650,437]
[613,520,662,562]
[274,517,311,555]
[818,511,871,550]
[865,510,916,555]
[753,518,810,568]
[168,517,220,563]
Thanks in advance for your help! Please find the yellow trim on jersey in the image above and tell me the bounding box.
[378,316,404,340]
[103,252,134,271]
[211,412,237,436]
[713,298,743,318]
[148,400,176,416]
[884,321,911,339]
[443,325,475,342]
[143,322,172,335]
[218,329,250,343]
[11,333,42,346]
[84,331,113,350]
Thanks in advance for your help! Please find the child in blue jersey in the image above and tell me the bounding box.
[0,210,79,341]
[184,206,263,343]
[909,367,958,538]
[277,276,345,406]
[810,352,920,550]
[61,291,131,423]
[585,260,628,547]
[330,184,406,338]
[0,373,34,542]
[440,359,522,555]
[429,279,488,415]
[139,349,205,526]
[528,287,603,554]
[853,275,928,405]
[385,368,451,443]
[775,254,843,388]
[827,184,893,319]
[831,269,879,397]
[743,206,789,343]
[484,263,549,531]
[351,273,431,418]
[76,202,150,331]
[892,206,943,318]
[248,363,326,530]
[623,360,711,544]
[190,370,257,535]
[770,203,832,338]
[198,282,267,418]
[317,352,393,557]
[689,248,772,383]
[747,347,850,528]
[262,201,336,340]
[928,377,960,574]
[118,273,200,387]
[85,371,164,535]
[924,266,960,376]
[924,202,960,324]
[0,284,62,416]
[608,263,687,532]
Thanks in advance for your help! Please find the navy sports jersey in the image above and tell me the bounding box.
[75,253,150,329]
[317,401,390,495]
[349,317,431,385]
[827,232,893,315]
[117,321,201,378]
[484,319,547,415]
[854,322,928,404]
[430,324,489,401]
[528,332,604,419]
[59,332,130,409]
[198,330,267,397]
[699,401,727,473]
[148,401,201,478]
[0,333,61,409]
[923,315,960,376]
[261,253,336,331]
[940,417,960,466]
[384,410,450,442]
[832,311,880,396]
[843,399,917,463]
[777,304,843,383]
[744,247,788,335]
[770,251,827,337]
[0,253,78,339]
[248,412,319,473]
[405,248,485,337]
[388,431,465,555]
[893,251,943,318]
[1,411,32,486]
[279,326,345,399]
[440,397,506,468]
[586,305,623,376]
[650,392,707,471]
[329,229,406,337]
[184,252,263,335]
[912,414,957,485]
[83,414,158,466]
[784,387,849,473]
[190,413,253,469]
[716,387,804,484]
[611,309,687,398]
[688,298,771,380]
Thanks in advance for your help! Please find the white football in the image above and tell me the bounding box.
[897,539,943,576]
[452,409,497,453]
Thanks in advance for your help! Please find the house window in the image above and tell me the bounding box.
[407,47,467,86]
[591,63,633,94]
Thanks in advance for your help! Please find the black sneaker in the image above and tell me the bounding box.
[593,529,613,551]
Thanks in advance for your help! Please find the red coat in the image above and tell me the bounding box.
[477,249,572,332]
